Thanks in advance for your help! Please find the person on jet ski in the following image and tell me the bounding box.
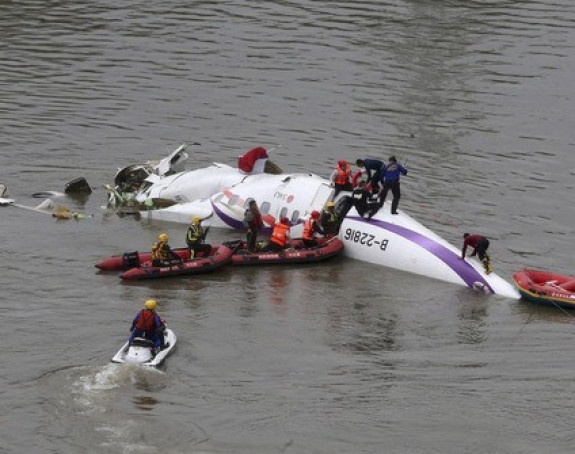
[261,217,291,252]
[151,233,182,267]
[301,210,325,248]
[186,217,212,258]
[129,299,165,352]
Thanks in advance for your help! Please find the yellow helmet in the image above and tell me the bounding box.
[192,216,202,224]
[158,233,169,242]
[144,299,157,310]
[326,202,335,208]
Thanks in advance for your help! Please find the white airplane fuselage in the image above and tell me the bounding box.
[133,153,520,299]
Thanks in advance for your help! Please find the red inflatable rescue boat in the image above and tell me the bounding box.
[96,248,190,271]
[512,269,575,309]
[119,244,233,280]
[224,236,344,266]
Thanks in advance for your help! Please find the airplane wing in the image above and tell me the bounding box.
[141,201,214,224]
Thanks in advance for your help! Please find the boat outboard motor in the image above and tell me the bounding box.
[122,251,140,270]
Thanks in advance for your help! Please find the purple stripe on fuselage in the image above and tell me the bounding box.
[349,216,494,293]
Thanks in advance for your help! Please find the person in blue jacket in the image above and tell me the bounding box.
[128,299,165,352]
[355,158,384,192]
[378,156,408,215]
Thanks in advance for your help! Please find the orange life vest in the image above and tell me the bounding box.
[135,309,156,332]
[302,219,315,241]
[270,222,290,247]
[335,164,351,185]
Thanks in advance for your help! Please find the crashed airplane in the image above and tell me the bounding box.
[106,143,520,299]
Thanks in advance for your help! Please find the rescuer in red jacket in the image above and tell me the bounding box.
[461,233,492,274]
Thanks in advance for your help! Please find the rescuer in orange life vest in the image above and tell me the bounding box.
[128,299,166,351]
[301,210,325,248]
[330,159,353,197]
[260,217,291,252]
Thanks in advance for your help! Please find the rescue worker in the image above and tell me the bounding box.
[128,299,166,352]
[330,159,353,197]
[301,210,325,248]
[351,168,367,189]
[351,179,380,219]
[243,199,264,252]
[461,233,492,274]
[355,158,384,192]
[378,156,408,215]
[261,217,291,252]
[186,217,212,258]
[320,201,340,237]
[151,233,182,267]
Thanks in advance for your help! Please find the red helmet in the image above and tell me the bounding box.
[280,217,290,225]
[311,210,320,219]
[338,159,347,167]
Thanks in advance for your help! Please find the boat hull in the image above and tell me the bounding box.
[120,245,233,280]
[96,248,191,271]
[226,237,344,266]
[513,269,575,309]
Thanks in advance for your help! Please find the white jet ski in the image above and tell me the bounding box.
[111,327,177,367]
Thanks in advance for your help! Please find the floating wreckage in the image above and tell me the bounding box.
[104,143,283,215]
[1,178,93,221]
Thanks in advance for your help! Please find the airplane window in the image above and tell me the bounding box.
[229,195,239,206]
[280,207,288,219]
[213,194,224,203]
[291,210,300,223]
[260,202,270,214]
